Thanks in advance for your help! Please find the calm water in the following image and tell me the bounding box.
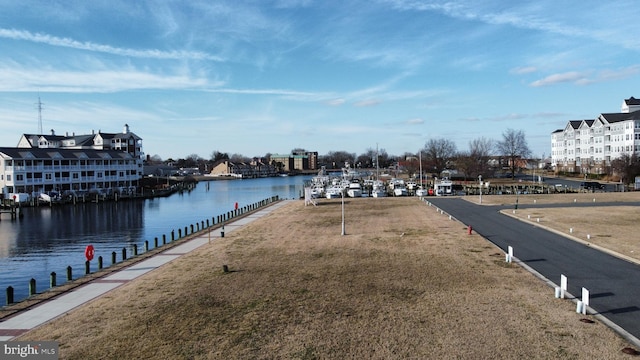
[0,175,311,305]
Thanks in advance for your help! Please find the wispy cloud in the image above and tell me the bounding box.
[354,99,381,107]
[510,66,537,75]
[0,28,224,61]
[0,65,216,93]
[530,71,587,87]
[529,65,640,87]
[406,118,424,125]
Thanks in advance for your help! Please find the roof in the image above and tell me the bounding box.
[599,110,640,123]
[98,132,143,141]
[0,147,135,160]
[568,120,583,129]
[624,97,640,105]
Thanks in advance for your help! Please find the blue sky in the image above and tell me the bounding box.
[0,0,639,160]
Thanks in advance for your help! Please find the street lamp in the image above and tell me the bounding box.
[478,175,482,204]
[341,188,346,235]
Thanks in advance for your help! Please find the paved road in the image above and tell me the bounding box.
[427,197,640,345]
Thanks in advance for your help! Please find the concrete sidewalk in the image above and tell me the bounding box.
[0,200,292,341]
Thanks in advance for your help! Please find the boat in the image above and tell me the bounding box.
[325,186,343,199]
[434,170,454,196]
[415,150,428,197]
[371,180,387,198]
[393,184,407,196]
[371,145,387,198]
[347,181,362,198]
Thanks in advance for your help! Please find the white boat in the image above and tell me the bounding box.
[434,171,454,196]
[415,186,428,197]
[393,185,407,197]
[371,180,387,198]
[310,186,324,198]
[325,186,342,199]
[415,150,428,197]
[347,181,362,198]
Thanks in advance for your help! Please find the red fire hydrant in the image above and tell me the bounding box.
[468,225,472,235]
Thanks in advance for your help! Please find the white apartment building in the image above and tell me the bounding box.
[0,124,144,199]
[551,97,640,174]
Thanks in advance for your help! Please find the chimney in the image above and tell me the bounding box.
[50,129,55,136]
[123,124,130,134]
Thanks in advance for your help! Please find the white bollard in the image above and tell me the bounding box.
[574,199,577,203]
[570,228,573,233]
[576,301,584,314]
[561,274,567,299]
[537,218,540,222]
[554,286,561,298]
[527,215,531,219]
[582,287,590,315]
[534,199,537,204]
[587,234,591,240]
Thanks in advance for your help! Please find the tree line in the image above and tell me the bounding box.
[146,128,536,179]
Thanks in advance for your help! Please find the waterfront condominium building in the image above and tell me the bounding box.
[551,97,640,174]
[0,124,144,200]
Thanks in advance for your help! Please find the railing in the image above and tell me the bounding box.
[2,195,281,307]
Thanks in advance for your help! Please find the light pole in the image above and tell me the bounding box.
[478,175,482,204]
[341,188,346,235]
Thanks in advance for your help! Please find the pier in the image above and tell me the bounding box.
[0,199,20,220]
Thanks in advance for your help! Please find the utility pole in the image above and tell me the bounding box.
[35,95,44,134]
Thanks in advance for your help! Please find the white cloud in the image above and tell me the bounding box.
[354,99,381,107]
[510,66,537,75]
[327,98,346,106]
[0,28,223,61]
[0,65,216,93]
[406,118,424,125]
[530,72,587,87]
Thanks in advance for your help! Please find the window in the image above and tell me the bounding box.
[16,174,23,181]
[45,173,53,180]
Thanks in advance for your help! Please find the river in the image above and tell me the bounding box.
[0,175,312,305]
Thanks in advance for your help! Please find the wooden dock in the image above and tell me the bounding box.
[0,199,20,220]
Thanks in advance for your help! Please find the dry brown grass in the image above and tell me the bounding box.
[17,198,635,359]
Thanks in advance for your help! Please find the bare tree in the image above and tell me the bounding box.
[356,148,377,169]
[210,150,229,162]
[147,154,163,164]
[469,137,494,177]
[423,138,457,175]
[496,129,531,179]
[611,153,640,187]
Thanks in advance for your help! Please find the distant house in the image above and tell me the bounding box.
[208,159,277,178]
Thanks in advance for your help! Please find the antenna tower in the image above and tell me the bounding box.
[36,95,44,134]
